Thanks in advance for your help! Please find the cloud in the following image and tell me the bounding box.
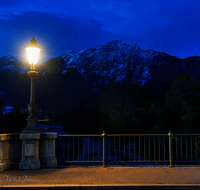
[0,11,114,63]
[1,0,200,61]
[107,0,200,58]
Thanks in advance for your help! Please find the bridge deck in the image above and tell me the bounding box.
[0,166,200,189]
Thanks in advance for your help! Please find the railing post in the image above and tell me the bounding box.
[168,130,174,167]
[102,131,107,168]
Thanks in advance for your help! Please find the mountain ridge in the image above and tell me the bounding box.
[0,40,200,112]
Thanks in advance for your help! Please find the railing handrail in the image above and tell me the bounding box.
[57,134,102,137]
[173,134,200,136]
[57,134,169,137]
[57,134,200,137]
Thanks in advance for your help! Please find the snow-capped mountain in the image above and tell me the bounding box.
[0,40,200,111]
[75,40,161,85]
[0,55,27,74]
[38,40,168,86]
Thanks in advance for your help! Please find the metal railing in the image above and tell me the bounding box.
[55,130,200,167]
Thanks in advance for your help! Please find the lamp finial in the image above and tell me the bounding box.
[30,37,37,45]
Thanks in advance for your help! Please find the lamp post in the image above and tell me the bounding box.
[22,37,41,133]
[19,37,42,170]
[19,38,57,170]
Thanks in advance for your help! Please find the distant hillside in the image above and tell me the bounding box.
[0,40,200,112]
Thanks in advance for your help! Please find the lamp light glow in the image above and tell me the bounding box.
[25,37,41,70]
[26,48,41,64]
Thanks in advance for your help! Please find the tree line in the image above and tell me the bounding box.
[1,72,200,134]
[59,72,200,134]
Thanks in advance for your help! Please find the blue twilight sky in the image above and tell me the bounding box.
[1,0,200,64]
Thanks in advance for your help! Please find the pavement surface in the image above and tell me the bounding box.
[0,166,200,188]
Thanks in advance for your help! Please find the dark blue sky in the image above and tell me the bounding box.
[1,0,200,64]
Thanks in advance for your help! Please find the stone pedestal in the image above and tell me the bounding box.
[40,133,57,168]
[19,133,41,170]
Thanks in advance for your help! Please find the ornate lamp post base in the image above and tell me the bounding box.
[21,117,41,133]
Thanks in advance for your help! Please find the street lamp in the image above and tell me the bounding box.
[25,37,41,71]
[19,37,57,170]
[21,37,41,133]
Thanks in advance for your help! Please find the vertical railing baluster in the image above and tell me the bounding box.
[119,136,121,161]
[181,136,183,161]
[191,136,193,160]
[93,137,95,161]
[98,136,100,161]
[58,137,60,162]
[129,136,131,161]
[154,136,155,161]
[176,135,177,161]
[144,136,145,161]
[78,137,80,161]
[88,136,90,161]
[124,136,126,161]
[159,136,160,161]
[83,137,85,161]
[73,137,75,161]
[134,136,136,160]
[164,136,165,161]
[102,131,107,167]
[139,136,140,161]
[168,130,173,167]
[63,137,65,161]
[114,136,116,161]
[68,137,70,161]
[196,136,198,160]
[186,136,188,160]
[109,136,111,161]
[149,136,150,161]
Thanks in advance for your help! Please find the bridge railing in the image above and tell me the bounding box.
[56,130,200,167]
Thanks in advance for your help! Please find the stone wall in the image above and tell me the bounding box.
[0,133,57,172]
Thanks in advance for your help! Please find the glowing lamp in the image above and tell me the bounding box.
[25,37,41,70]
